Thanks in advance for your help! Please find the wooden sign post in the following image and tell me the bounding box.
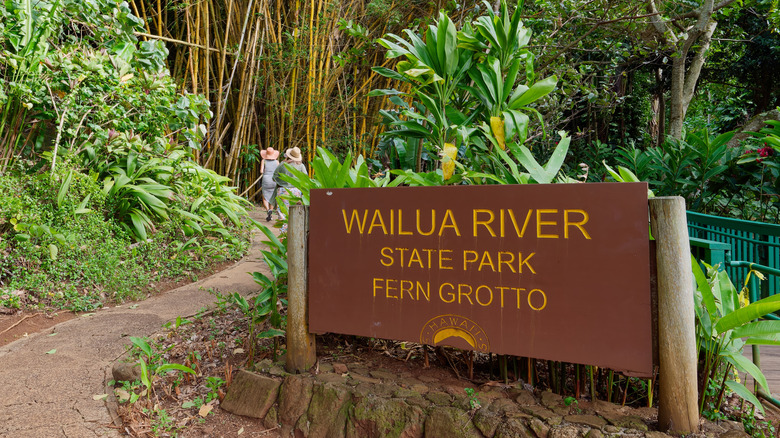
[650,197,699,434]
[285,204,316,374]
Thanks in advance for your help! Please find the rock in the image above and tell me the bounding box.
[529,417,551,438]
[565,415,608,429]
[253,359,273,373]
[495,418,534,438]
[278,374,314,425]
[521,405,563,425]
[720,421,746,432]
[490,397,521,416]
[112,361,142,383]
[550,424,583,438]
[347,363,369,375]
[411,384,430,394]
[405,396,430,410]
[370,370,397,381]
[268,364,289,377]
[221,370,281,419]
[303,382,352,438]
[318,362,335,373]
[353,382,397,398]
[645,431,674,438]
[424,406,483,438]
[516,390,537,406]
[425,391,453,406]
[606,415,648,431]
[585,428,603,438]
[603,425,619,433]
[263,405,278,430]
[393,387,420,398]
[333,363,348,374]
[719,430,750,438]
[541,391,564,409]
[346,396,424,438]
[350,373,382,385]
[477,389,505,406]
[473,407,503,437]
[317,372,348,385]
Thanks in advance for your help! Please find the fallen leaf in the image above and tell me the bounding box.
[81,313,95,317]
[129,304,139,309]
[233,348,245,355]
[115,388,130,403]
[46,349,56,354]
[93,394,108,401]
[198,404,213,417]
[237,427,244,435]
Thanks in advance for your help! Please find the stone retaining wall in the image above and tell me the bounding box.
[220,360,750,438]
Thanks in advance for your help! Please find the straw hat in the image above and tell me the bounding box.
[260,147,279,160]
[284,147,302,162]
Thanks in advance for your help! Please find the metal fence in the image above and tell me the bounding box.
[687,211,780,303]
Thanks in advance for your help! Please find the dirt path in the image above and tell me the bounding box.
[0,210,276,437]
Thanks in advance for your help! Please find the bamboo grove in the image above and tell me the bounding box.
[126,0,477,199]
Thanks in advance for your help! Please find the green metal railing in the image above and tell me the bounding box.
[687,211,780,305]
[687,211,780,407]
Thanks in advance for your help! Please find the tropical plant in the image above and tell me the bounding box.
[692,257,780,416]
[235,220,289,362]
[370,0,560,181]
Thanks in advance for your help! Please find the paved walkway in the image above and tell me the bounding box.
[746,345,780,401]
[0,212,275,437]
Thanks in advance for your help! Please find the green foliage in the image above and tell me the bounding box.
[124,336,196,402]
[692,258,780,416]
[0,0,251,311]
[604,121,780,221]
[464,387,481,410]
[0,166,249,310]
[371,0,562,180]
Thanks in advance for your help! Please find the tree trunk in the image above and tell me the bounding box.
[647,0,723,140]
[668,19,717,139]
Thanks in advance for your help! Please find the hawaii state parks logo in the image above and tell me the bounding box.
[419,314,490,352]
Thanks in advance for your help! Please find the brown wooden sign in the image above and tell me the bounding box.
[308,183,652,376]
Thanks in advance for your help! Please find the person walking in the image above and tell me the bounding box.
[260,147,280,221]
[273,146,307,233]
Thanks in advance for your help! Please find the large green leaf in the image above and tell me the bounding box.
[436,12,458,76]
[745,334,780,345]
[692,257,719,320]
[716,294,780,334]
[543,131,570,174]
[57,170,73,208]
[723,351,769,391]
[156,363,196,375]
[509,75,557,109]
[732,320,780,338]
[724,380,765,414]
